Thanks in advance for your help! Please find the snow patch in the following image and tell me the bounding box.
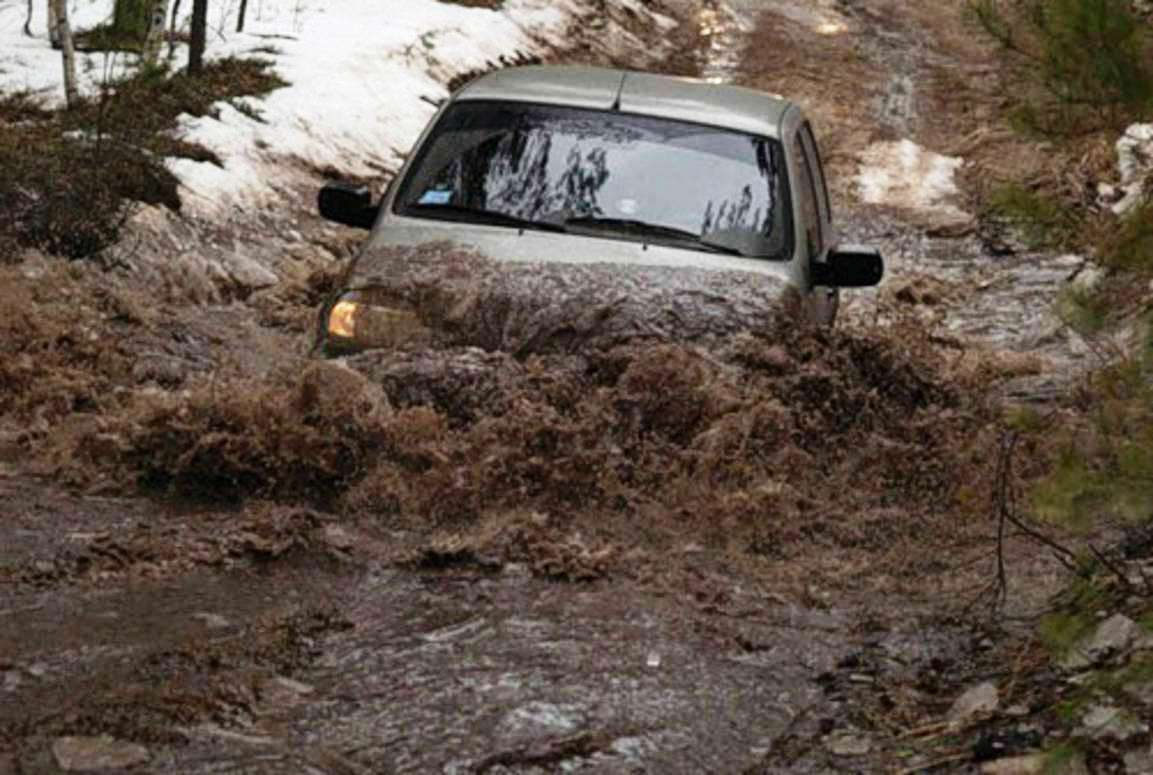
[856,139,968,224]
[0,0,635,217]
[1111,123,1153,216]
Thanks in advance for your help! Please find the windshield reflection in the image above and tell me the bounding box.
[397,101,791,260]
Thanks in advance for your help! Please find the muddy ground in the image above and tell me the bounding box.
[0,1,1102,772]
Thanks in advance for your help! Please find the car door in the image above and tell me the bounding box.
[792,121,837,324]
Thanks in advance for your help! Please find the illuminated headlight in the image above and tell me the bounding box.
[325,290,431,351]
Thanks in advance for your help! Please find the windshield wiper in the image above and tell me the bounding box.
[562,216,749,257]
[406,203,568,233]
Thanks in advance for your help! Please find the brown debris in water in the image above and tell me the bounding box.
[77,303,994,587]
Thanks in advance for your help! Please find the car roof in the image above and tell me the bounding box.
[453,65,795,140]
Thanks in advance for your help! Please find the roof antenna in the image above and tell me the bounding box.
[611,73,626,112]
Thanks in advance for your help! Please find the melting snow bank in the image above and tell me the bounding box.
[855,139,970,228]
[1105,123,1153,216]
[168,0,658,218]
[0,0,681,300]
[1,0,677,218]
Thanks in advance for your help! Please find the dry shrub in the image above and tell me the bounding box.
[0,263,136,424]
[338,320,994,585]
[0,125,178,259]
[0,58,284,260]
[114,362,391,502]
[83,308,996,587]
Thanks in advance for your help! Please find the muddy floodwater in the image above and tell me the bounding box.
[0,1,1078,773]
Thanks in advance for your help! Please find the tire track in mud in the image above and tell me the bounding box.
[721,0,1096,403]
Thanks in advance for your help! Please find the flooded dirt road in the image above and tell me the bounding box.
[0,1,1075,772]
[707,0,1096,402]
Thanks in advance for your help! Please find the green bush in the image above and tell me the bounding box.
[987,182,1083,249]
[970,0,1153,133]
[1032,318,1153,527]
[1100,200,1153,274]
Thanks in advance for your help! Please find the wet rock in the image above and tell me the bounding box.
[1080,705,1148,741]
[220,245,279,292]
[981,753,1088,774]
[321,524,355,553]
[1124,745,1153,774]
[271,676,314,695]
[296,360,390,422]
[1113,124,1153,216]
[825,731,871,756]
[1070,266,1104,293]
[259,675,316,710]
[981,754,1045,774]
[1125,677,1153,706]
[499,701,586,741]
[1062,614,1141,669]
[192,612,231,630]
[948,681,999,725]
[52,736,149,771]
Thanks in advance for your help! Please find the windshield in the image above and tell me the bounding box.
[394,101,792,260]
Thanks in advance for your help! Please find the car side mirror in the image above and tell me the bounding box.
[318,182,378,230]
[813,246,884,288]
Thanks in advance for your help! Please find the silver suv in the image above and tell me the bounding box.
[316,66,883,355]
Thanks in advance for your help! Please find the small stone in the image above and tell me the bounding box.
[826,732,871,757]
[981,754,1044,774]
[271,676,314,696]
[52,736,150,771]
[848,673,875,684]
[948,681,999,725]
[1124,678,1153,706]
[321,524,355,552]
[259,676,316,710]
[1071,266,1104,292]
[1123,746,1153,774]
[1080,704,1148,741]
[646,652,662,669]
[1005,704,1030,717]
[982,753,1089,774]
[1062,614,1141,669]
[192,613,231,630]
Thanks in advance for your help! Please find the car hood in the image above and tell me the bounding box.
[344,221,796,354]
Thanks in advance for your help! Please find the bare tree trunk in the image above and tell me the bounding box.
[188,0,207,74]
[236,0,248,33]
[49,0,79,108]
[141,0,170,64]
[167,0,182,59]
[47,0,60,47]
[23,0,33,36]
